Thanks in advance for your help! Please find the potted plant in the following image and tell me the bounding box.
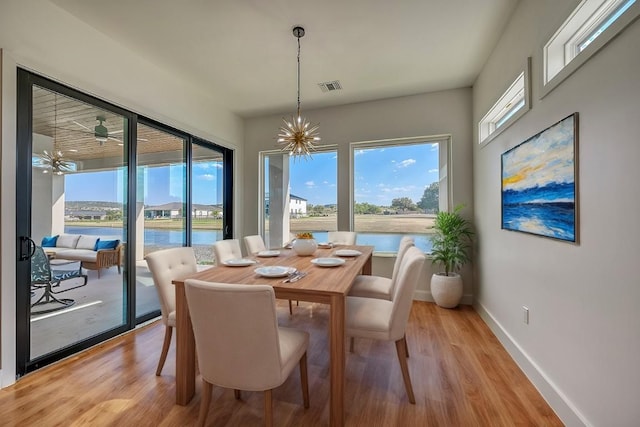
[430,205,474,308]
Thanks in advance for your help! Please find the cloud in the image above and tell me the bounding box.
[398,159,416,168]
[195,162,223,170]
[354,149,366,156]
[305,181,316,188]
[428,168,438,173]
[198,174,215,181]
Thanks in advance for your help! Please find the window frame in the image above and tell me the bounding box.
[478,57,532,147]
[258,145,338,246]
[542,0,639,97]
[349,135,451,252]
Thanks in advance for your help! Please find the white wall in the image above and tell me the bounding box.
[244,88,474,301]
[472,1,640,425]
[0,0,243,385]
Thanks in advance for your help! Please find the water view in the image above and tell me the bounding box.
[64,226,433,253]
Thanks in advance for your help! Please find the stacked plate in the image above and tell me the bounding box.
[223,259,258,267]
[310,257,346,267]
[334,249,362,257]
[254,266,297,277]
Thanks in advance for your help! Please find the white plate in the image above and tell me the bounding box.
[224,259,258,267]
[254,266,296,277]
[334,249,362,257]
[310,257,346,267]
[257,250,280,257]
[317,242,333,249]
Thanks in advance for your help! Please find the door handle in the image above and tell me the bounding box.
[19,236,36,261]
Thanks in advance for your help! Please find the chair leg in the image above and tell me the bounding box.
[299,352,310,408]
[349,337,355,353]
[288,300,293,315]
[395,337,416,404]
[404,334,410,358]
[234,389,241,400]
[264,389,273,427]
[156,325,173,376]
[197,380,212,427]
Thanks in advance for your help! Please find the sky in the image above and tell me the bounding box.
[290,142,439,206]
[65,143,439,207]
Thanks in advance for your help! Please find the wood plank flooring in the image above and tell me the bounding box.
[0,301,563,426]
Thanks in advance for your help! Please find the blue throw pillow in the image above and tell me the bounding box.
[94,238,101,251]
[41,235,58,247]
[96,239,120,250]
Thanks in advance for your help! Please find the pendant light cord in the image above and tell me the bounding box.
[297,35,301,118]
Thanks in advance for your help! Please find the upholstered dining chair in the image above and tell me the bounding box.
[348,236,415,300]
[144,246,197,376]
[327,231,357,245]
[184,280,310,427]
[212,239,243,265]
[346,246,425,404]
[244,234,267,254]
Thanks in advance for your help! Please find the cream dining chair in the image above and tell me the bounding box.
[348,236,415,300]
[346,246,426,403]
[244,234,267,254]
[327,231,357,245]
[244,234,296,314]
[212,239,243,265]
[144,246,198,376]
[184,280,310,427]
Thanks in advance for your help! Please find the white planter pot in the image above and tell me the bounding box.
[292,238,317,256]
[431,272,463,308]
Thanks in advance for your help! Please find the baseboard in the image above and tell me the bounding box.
[413,289,473,305]
[474,302,589,427]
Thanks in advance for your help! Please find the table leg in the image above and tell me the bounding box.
[175,282,196,405]
[329,294,345,427]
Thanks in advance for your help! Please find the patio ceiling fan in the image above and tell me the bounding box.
[71,116,123,145]
[71,116,147,145]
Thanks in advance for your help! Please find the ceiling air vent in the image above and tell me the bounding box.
[318,80,342,92]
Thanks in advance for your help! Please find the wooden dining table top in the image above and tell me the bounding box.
[173,244,374,298]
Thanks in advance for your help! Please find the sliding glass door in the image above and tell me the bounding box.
[17,72,131,373]
[16,69,233,376]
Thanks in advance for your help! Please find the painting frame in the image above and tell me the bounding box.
[501,113,579,243]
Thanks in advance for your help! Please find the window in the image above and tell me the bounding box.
[260,148,338,248]
[479,57,531,146]
[350,136,450,253]
[543,0,638,95]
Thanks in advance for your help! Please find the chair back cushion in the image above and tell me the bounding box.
[243,235,267,254]
[31,246,52,283]
[212,239,243,264]
[76,235,100,250]
[390,236,415,285]
[327,231,357,245]
[145,247,197,325]
[56,234,81,249]
[184,280,284,390]
[389,246,426,340]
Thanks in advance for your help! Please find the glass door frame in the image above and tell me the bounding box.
[16,69,136,376]
[15,69,234,377]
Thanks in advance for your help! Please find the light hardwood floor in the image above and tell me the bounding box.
[0,301,562,426]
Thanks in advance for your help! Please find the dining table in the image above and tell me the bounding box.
[172,243,373,427]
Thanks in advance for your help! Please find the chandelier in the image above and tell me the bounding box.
[276,26,320,159]
[39,150,74,175]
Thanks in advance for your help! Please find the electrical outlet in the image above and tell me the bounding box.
[523,306,529,324]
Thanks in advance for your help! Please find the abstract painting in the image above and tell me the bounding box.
[501,113,578,242]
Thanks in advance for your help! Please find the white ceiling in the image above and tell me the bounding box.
[50,0,517,118]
